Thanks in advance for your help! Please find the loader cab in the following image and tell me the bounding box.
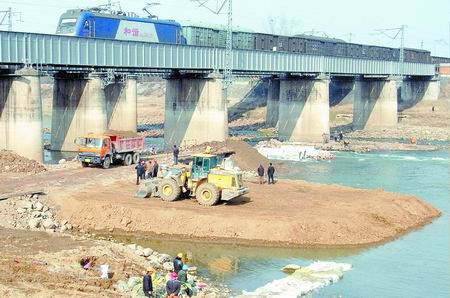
[191,154,219,180]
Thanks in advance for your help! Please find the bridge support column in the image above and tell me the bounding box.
[51,73,107,151]
[0,69,43,162]
[353,78,398,130]
[106,76,137,132]
[330,78,355,106]
[278,76,330,142]
[401,78,440,106]
[266,78,280,127]
[164,75,228,149]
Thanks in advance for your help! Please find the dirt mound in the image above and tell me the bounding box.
[225,139,271,171]
[0,150,47,174]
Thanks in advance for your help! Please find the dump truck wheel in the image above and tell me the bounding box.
[102,157,111,169]
[123,154,132,166]
[196,183,220,206]
[81,162,89,168]
[132,152,140,164]
[159,179,181,202]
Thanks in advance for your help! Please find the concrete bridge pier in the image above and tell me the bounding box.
[106,76,138,132]
[278,75,330,142]
[330,78,355,106]
[0,69,43,162]
[266,78,280,127]
[164,74,228,149]
[353,77,398,130]
[51,73,107,151]
[401,78,440,107]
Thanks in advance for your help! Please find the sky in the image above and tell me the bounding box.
[0,0,449,57]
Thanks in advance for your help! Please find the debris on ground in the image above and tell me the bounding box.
[0,150,47,174]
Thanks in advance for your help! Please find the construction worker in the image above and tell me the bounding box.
[142,267,154,297]
[204,144,212,154]
[135,161,145,185]
[152,159,159,178]
[257,164,265,184]
[267,163,275,184]
[173,253,184,273]
[173,145,180,165]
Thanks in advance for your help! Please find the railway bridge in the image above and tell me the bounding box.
[0,31,439,161]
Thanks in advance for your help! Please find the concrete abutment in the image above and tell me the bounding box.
[51,73,107,152]
[266,78,280,127]
[164,76,228,149]
[278,76,330,142]
[106,76,138,132]
[353,78,398,130]
[0,69,43,162]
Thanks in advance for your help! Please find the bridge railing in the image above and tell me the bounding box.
[0,31,435,76]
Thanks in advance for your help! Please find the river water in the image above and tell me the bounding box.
[126,150,449,298]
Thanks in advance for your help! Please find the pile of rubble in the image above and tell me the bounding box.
[112,242,230,297]
[0,193,72,233]
[0,150,47,174]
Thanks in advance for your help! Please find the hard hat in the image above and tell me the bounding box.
[177,253,183,258]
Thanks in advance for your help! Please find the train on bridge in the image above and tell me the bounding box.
[56,7,432,64]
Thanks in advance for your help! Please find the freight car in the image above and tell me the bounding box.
[55,8,432,64]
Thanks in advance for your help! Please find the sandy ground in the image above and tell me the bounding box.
[0,160,440,248]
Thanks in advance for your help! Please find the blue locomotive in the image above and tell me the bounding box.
[55,8,184,44]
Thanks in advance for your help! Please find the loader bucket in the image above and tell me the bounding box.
[135,183,153,198]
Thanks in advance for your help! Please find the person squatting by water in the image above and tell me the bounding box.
[142,267,154,297]
[267,163,275,184]
[173,253,184,273]
[257,164,265,184]
[135,160,145,185]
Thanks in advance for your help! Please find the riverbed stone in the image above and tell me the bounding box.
[34,202,44,212]
[162,262,174,271]
[142,248,153,257]
[126,244,137,251]
[42,219,56,229]
[28,218,41,229]
[157,253,171,263]
[16,208,26,214]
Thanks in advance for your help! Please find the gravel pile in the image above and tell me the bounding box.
[0,150,47,174]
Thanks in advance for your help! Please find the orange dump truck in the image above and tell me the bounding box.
[77,130,145,169]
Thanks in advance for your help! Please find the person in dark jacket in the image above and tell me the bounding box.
[267,163,275,184]
[257,164,265,184]
[135,161,145,185]
[152,160,159,178]
[166,279,181,297]
[173,253,184,273]
[142,267,154,297]
[173,145,180,165]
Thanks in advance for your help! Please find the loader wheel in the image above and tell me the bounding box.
[132,152,140,164]
[123,154,133,166]
[159,179,181,202]
[196,183,220,206]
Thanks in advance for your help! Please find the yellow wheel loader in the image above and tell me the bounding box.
[136,154,249,206]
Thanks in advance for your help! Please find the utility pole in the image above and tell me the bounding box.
[191,0,233,89]
[0,7,22,31]
[374,25,406,78]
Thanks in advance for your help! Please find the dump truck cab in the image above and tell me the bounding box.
[77,130,144,169]
[77,134,112,168]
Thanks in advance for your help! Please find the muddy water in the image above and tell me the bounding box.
[121,150,449,297]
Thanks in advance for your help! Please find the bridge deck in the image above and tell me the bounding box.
[0,31,435,76]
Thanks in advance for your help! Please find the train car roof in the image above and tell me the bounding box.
[181,20,254,33]
[293,34,346,43]
[60,9,181,26]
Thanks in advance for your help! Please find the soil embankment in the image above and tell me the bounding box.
[48,177,440,247]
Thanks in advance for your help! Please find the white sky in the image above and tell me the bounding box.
[0,0,449,57]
